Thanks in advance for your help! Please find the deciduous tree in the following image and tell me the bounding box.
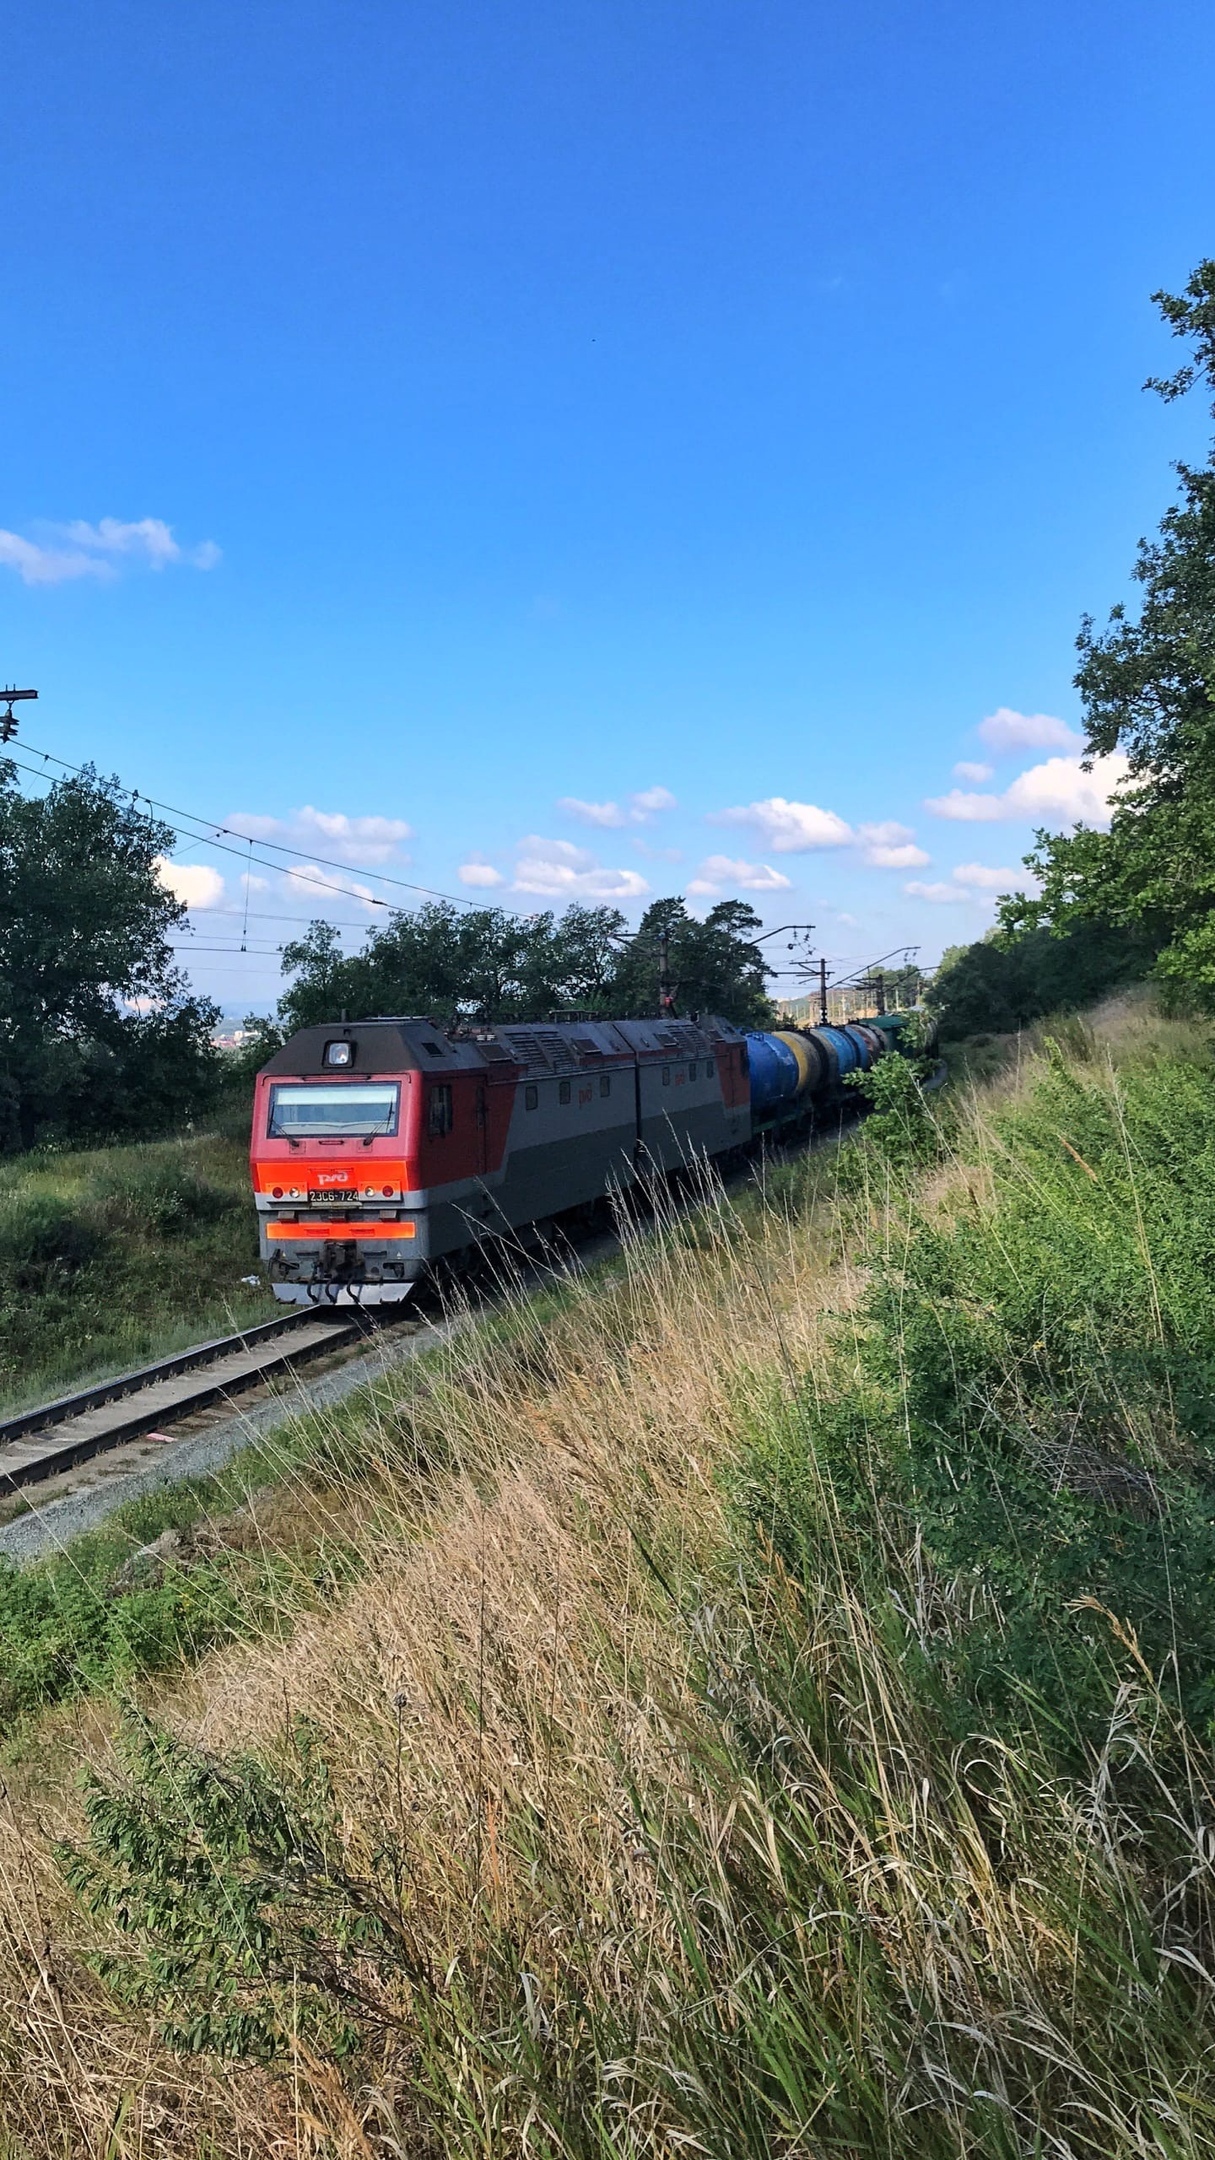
[1001,261,1215,1005]
[0,762,219,1148]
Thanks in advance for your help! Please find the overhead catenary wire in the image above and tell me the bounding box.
[7,741,485,913]
[8,739,827,977]
[6,737,842,997]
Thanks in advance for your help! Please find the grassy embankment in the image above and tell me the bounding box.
[4,996,1215,2155]
[0,1112,276,1412]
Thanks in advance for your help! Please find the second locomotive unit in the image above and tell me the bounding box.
[250,1010,907,1305]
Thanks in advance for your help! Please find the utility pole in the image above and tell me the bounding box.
[818,958,829,1028]
[0,685,37,743]
[657,926,676,1016]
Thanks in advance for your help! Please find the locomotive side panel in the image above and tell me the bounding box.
[423,1062,640,1254]
[251,1012,757,1305]
[611,1018,750,1169]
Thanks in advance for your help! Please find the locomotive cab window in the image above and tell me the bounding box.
[525,1084,538,1110]
[427,1084,453,1137]
[599,1074,611,1097]
[559,1079,571,1105]
[268,1083,398,1138]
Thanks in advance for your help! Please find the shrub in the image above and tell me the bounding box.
[0,1193,105,1286]
[89,1156,237,1237]
[742,1044,1215,1754]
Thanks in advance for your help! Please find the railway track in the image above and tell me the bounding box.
[0,1307,386,1492]
[0,1082,917,1509]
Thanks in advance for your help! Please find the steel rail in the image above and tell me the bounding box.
[0,1060,941,1499]
[0,1307,380,1491]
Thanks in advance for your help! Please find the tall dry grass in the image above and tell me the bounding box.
[0,1171,848,2154]
[1,1024,1213,2155]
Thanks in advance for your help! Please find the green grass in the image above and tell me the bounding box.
[11,1019,1215,2154]
[748,1019,1215,1761]
[0,1123,277,1411]
[0,1414,351,1737]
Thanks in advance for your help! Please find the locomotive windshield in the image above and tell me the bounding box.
[268,1082,400,1138]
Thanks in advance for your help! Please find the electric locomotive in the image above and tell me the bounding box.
[249,1009,907,1306]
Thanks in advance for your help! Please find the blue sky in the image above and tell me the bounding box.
[2,0,1213,1013]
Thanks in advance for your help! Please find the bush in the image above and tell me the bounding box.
[741,1043,1215,1755]
[0,1131,271,1408]
[0,1192,105,1287]
[841,1048,944,1178]
[929,921,1154,1038]
[89,1157,237,1237]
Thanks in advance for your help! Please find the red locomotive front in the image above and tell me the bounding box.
[250,1024,428,1304]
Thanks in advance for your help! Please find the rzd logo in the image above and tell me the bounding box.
[318,1171,351,1186]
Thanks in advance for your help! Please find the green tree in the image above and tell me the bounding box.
[928,923,1153,1039]
[0,762,220,1149]
[1000,261,1215,1005]
[278,901,630,1031]
[277,893,775,1034]
[611,898,774,1026]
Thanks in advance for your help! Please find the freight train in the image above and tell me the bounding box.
[250,1009,920,1305]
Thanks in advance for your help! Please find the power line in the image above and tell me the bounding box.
[181,907,375,931]
[5,751,396,913]
[11,740,485,913]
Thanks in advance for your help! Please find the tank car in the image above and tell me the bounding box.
[249,1008,913,1305]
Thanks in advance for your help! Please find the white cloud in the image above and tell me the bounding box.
[559,786,677,828]
[925,751,1129,828]
[856,819,930,870]
[459,860,506,888]
[906,861,1040,907]
[228,806,413,865]
[924,787,1005,822]
[709,796,854,852]
[977,707,1082,755]
[0,532,106,585]
[905,880,973,905]
[686,854,794,896]
[868,843,931,869]
[953,861,1028,892]
[0,516,220,585]
[1003,753,1130,824]
[512,834,650,900]
[857,819,912,846]
[953,760,994,784]
[559,798,629,828]
[155,859,225,910]
[286,862,382,910]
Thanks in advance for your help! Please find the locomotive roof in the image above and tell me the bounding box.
[259,1013,746,1080]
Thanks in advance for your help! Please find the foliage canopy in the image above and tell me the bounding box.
[928,920,1154,1038]
[0,762,219,1149]
[278,893,775,1032]
[999,260,1215,1007]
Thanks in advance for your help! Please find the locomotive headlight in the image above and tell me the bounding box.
[324,1040,353,1067]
